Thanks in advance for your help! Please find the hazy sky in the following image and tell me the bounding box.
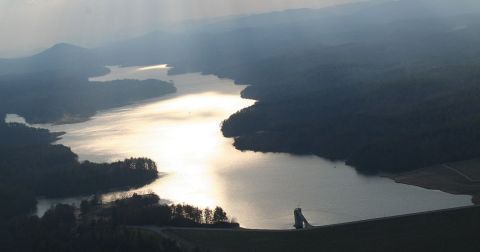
[0,0,359,57]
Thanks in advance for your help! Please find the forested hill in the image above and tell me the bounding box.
[216,15,480,173]
[0,74,176,124]
[92,0,480,173]
[219,12,480,173]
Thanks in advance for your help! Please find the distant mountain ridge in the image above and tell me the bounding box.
[83,0,480,70]
[3,0,480,72]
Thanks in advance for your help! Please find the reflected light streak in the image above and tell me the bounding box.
[137,64,170,71]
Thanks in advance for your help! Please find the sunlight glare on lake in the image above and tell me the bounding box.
[45,65,254,208]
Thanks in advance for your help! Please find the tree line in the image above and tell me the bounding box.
[1,192,238,252]
[83,193,237,228]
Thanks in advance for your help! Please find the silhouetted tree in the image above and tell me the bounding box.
[204,208,213,224]
[173,204,184,220]
[213,206,228,223]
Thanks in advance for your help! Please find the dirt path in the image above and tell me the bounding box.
[443,164,480,183]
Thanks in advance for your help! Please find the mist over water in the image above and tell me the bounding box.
[32,65,471,229]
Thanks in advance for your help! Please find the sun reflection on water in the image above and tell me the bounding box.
[49,67,253,209]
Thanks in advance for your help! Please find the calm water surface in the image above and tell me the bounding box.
[23,65,471,229]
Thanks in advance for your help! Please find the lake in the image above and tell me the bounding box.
[22,65,471,229]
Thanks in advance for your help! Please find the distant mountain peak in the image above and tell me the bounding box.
[0,42,103,76]
[36,43,88,58]
[49,42,84,50]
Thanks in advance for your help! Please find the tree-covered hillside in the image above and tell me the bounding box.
[0,121,159,221]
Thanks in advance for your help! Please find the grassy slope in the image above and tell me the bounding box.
[164,206,480,252]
